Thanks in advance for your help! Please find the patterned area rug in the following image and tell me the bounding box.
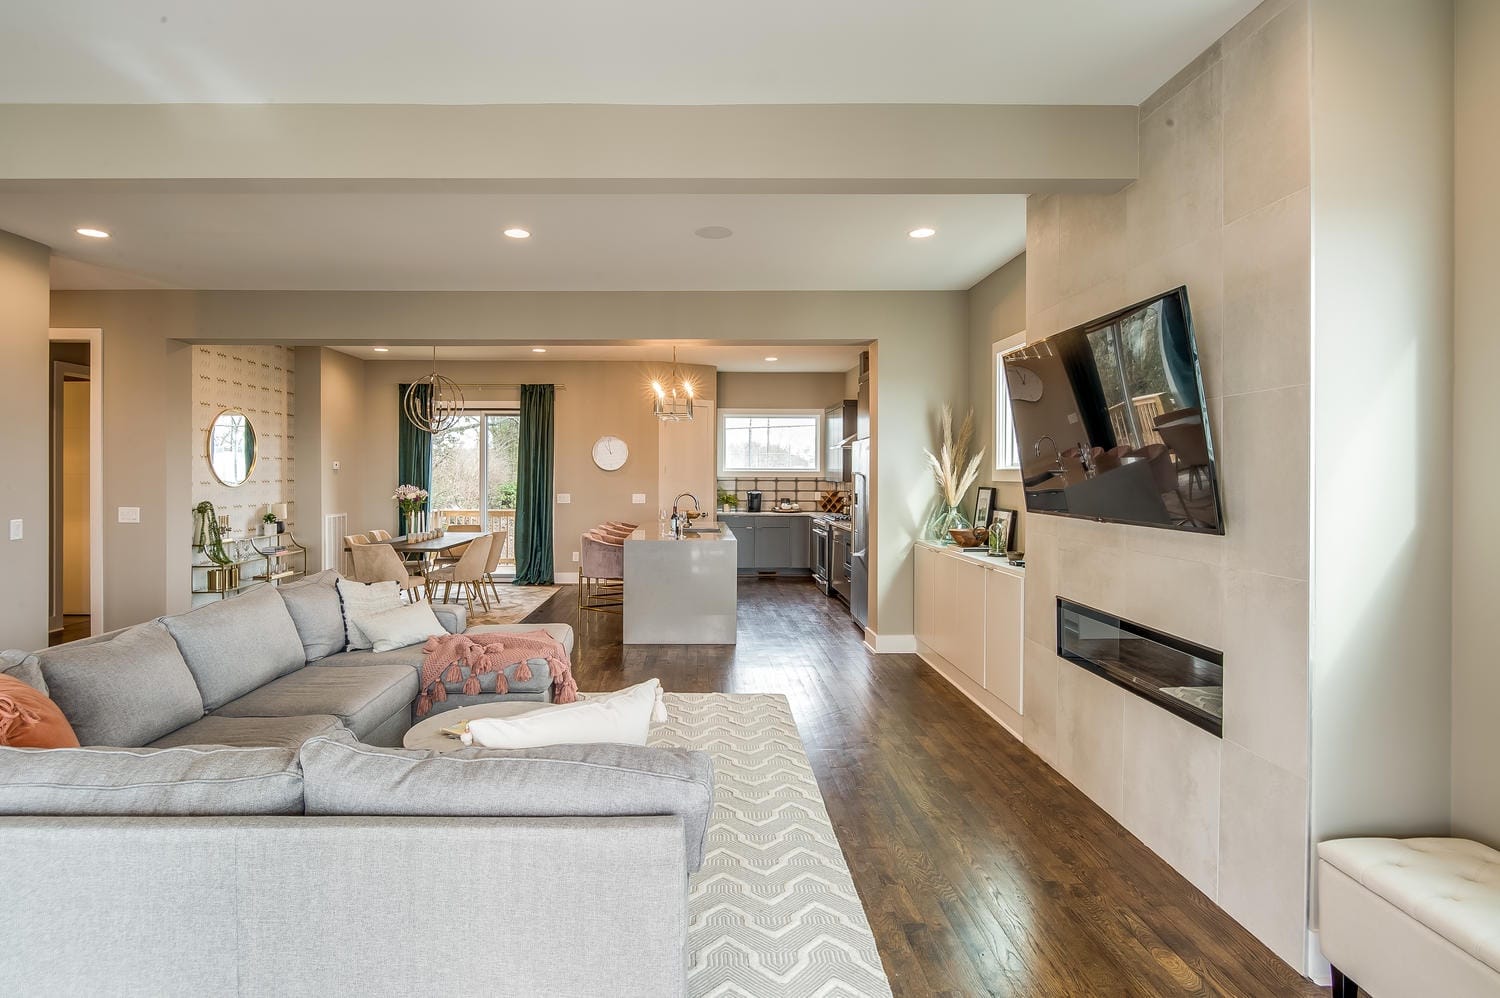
[463,584,560,625]
[651,692,893,998]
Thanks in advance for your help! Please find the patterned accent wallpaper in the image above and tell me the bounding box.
[192,345,296,537]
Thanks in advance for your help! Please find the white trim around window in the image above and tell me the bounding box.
[993,332,1027,483]
[717,408,825,476]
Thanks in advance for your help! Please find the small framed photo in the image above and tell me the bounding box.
[973,487,996,530]
[990,508,1016,553]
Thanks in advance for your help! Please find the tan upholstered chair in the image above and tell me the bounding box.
[425,533,494,611]
[344,533,370,548]
[349,542,426,601]
[579,529,625,613]
[368,529,392,542]
[481,529,509,604]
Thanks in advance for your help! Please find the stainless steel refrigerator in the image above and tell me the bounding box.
[850,356,870,629]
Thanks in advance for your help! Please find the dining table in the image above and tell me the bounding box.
[345,531,474,573]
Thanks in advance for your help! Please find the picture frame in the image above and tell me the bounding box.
[990,508,1017,554]
[973,487,996,531]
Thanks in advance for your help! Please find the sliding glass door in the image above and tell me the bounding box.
[430,410,519,565]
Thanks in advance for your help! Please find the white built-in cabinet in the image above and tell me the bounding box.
[914,541,1025,737]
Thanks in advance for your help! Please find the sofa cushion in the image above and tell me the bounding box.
[466,622,575,655]
[299,728,715,872]
[336,579,403,651]
[277,570,347,661]
[0,675,80,748]
[213,663,417,739]
[37,621,205,747]
[363,601,446,653]
[162,584,308,710]
[1,650,46,696]
[431,603,466,634]
[149,713,343,750]
[0,743,303,815]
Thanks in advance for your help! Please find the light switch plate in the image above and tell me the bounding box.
[331,460,341,471]
[118,506,141,523]
[556,493,571,504]
[8,518,21,541]
[631,493,646,504]
[572,551,580,562]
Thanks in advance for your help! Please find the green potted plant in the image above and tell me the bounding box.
[717,488,738,512]
[261,511,279,537]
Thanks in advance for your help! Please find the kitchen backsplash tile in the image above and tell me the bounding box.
[717,478,848,510]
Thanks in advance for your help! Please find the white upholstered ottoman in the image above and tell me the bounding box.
[1318,837,1500,997]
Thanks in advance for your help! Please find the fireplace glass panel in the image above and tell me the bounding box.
[1056,598,1223,736]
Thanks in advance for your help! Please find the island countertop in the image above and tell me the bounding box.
[621,525,737,644]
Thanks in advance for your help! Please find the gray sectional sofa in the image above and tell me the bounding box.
[0,573,714,997]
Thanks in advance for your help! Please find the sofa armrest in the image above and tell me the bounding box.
[430,604,467,634]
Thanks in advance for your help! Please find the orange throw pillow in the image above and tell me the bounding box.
[0,674,80,748]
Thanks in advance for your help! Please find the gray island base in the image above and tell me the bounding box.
[622,524,738,644]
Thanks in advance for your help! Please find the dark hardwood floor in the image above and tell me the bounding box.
[526,579,1323,998]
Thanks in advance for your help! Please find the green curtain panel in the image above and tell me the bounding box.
[513,384,555,585]
[397,383,433,534]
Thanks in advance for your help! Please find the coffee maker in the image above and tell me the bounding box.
[746,490,763,512]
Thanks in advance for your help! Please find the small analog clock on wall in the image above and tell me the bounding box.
[592,435,629,471]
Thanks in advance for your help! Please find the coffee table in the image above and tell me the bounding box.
[403,701,557,752]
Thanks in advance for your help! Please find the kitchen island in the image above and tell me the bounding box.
[622,522,738,644]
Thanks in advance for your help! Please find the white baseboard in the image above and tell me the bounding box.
[1305,929,1330,985]
[863,629,917,654]
[554,571,580,584]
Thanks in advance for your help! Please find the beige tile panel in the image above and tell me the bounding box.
[1026,194,1062,318]
[1057,539,1224,652]
[1218,741,1310,970]
[1056,663,1125,822]
[1127,232,1226,402]
[1129,60,1224,259]
[1222,0,1303,53]
[1221,385,1310,581]
[1223,0,1311,224]
[1121,694,1223,899]
[1021,518,1058,648]
[1222,570,1309,777]
[1021,639,1060,768]
[1222,187,1312,396]
[1055,193,1130,301]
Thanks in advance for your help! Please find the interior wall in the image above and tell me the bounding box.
[1453,0,1500,846]
[292,346,367,573]
[0,230,52,650]
[715,371,848,410]
[1308,0,1454,854]
[191,345,296,536]
[1022,0,1313,968]
[966,253,1027,551]
[356,359,715,576]
[49,290,965,638]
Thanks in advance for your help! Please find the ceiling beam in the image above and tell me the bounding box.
[0,103,1137,193]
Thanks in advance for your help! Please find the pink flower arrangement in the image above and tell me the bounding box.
[393,484,429,514]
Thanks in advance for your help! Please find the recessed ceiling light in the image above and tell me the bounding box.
[504,227,531,239]
[694,226,733,240]
[765,356,779,362]
[372,347,389,353]
[908,227,936,239]
[531,347,547,353]
[75,227,110,239]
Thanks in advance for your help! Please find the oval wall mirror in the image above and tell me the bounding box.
[207,408,257,487]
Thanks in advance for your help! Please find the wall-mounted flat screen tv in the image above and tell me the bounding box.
[1002,286,1223,533]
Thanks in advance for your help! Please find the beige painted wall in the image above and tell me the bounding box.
[1308,0,1454,855]
[60,380,90,614]
[49,290,965,638]
[0,230,53,649]
[966,253,1027,551]
[1452,0,1500,845]
[1022,0,1313,968]
[292,347,368,573]
[716,372,848,411]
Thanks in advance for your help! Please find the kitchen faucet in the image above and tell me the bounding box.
[675,493,702,525]
[1035,435,1064,472]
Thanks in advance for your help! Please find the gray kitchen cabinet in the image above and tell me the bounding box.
[719,516,756,570]
[754,518,793,569]
[721,514,815,573]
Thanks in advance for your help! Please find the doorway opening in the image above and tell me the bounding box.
[429,409,519,575]
[48,331,102,645]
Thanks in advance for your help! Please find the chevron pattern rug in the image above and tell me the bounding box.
[650,693,893,998]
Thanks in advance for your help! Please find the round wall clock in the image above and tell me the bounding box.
[592,435,629,471]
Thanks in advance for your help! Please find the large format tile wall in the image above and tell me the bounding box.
[1021,0,1312,971]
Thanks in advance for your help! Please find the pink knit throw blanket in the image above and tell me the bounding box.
[416,630,578,718]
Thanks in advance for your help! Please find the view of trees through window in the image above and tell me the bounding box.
[430,412,520,518]
[720,412,820,472]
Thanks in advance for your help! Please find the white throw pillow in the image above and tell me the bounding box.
[361,601,445,653]
[335,579,403,651]
[465,679,666,750]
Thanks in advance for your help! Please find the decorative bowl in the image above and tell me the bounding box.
[948,528,979,547]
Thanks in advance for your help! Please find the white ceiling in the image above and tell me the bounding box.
[0,1,1259,106]
[331,341,864,374]
[19,193,1027,291]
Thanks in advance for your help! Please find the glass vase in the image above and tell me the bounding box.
[405,510,418,537]
[927,502,972,544]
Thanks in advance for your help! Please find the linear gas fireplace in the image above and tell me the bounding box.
[1056,598,1223,736]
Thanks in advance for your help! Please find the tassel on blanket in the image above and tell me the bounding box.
[513,659,533,683]
[445,664,463,684]
[432,684,447,703]
[462,674,481,696]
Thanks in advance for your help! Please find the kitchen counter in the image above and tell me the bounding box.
[622,524,738,644]
[915,539,1026,578]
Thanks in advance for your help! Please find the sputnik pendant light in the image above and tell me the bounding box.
[652,347,695,422]
[403,346,466,434]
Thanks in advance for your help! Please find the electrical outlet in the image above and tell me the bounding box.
[631,493,646,504]
[118,507,141,523]
[8,518,21,541]
[572,551,580,562]
[556,493,571,504]
[331,460,341,472]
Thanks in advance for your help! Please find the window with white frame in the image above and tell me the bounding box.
[994,335,1025,477]
[718,410,823,475]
